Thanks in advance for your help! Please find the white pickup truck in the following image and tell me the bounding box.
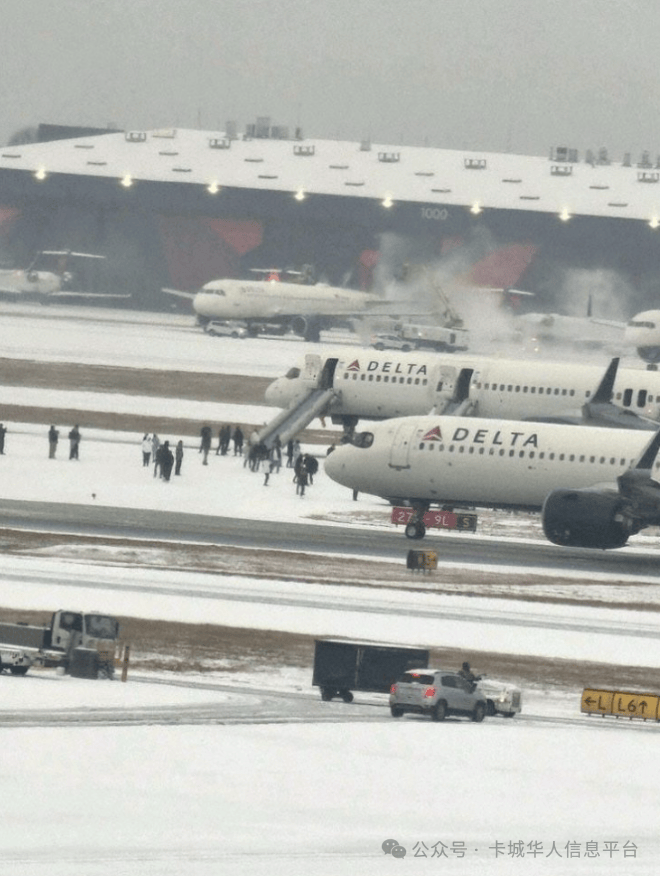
[477,678,523,717]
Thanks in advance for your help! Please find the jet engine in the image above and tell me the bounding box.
[291,315,321,342]
[541,489,632,549]
[636,346,660,364]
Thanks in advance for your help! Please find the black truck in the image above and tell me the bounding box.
[312,638,429,702]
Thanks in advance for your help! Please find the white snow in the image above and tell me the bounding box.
[1,304,660,875]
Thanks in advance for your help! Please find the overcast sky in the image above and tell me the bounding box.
[2,0,659,159]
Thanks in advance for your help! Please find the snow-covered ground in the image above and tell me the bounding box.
[1,304,660,875]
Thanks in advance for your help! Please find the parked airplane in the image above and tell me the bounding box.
[163,267,403,341]
[324,414,660,550]
[264,348,660,432]
[0,250,129,301]
[624,311,660,363]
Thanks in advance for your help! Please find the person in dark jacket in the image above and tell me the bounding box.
[219,424,231,455]
[200,425,212,465]
[458,661,481,686]
[161,441,174,481]
[175,440,184,475]
[48,425,59,459]
[232,426,244,456]
[0,423,7,454]
[68,425,81,460]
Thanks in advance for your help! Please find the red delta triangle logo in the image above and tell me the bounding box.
[347,360,361,372]
[422,426,442,442]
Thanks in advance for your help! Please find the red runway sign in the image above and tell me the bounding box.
[391,507,477,532]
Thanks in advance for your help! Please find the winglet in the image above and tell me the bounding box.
[590,357,619,404]
[633,427,660,471]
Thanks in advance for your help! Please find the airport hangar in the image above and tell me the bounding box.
[0,121,660,313]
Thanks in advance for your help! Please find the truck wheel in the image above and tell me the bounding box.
[503,711,516,718]
[486,699,496,716]
[402,344,411,352]
[374,343,384,351]
[9,666,29,676]
[432,700,447,721]
[320,687,335,701]
[341,690,354,703]
[390,706,404,718]
[472,702,486,723]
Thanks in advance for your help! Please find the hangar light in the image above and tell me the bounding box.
[382,195,393,208]
[470,201,482,215]
[559,208,571,222]
[207,181,220,194]
[295,188,306,201]
[34,167,47,181]
[120,174,133,188]
[649,216,660,230]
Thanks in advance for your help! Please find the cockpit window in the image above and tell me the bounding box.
[351,431,374,448]
[285,367,301,379]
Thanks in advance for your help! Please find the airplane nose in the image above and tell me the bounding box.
[324,445,352,488]
[264,376,308,407]
[264,377,290,406]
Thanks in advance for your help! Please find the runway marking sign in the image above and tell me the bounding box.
[582,688,660,721]
[391,507,478,532]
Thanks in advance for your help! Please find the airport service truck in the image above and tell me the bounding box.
[0,610,119,678]
[398,321,470,352]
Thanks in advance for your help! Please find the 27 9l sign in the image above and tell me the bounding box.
[391,507,478,533]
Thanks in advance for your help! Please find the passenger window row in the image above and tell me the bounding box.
[476,382,576,397]
[418,442,633,467]
[343,372,427,385]
[474,382,654,408]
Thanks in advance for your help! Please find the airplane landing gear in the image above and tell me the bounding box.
[404,503,429,539]
[405,520,426,539]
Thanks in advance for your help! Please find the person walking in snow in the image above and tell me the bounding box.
[68,425,81,460]
[200,425,212,465]
[0,423,7,454]
[160,440,174,481]
[175,440,184,475]
[48,425,59,459]
[141,433,152,467]
[151,434,161,477]
[232,426,244,456]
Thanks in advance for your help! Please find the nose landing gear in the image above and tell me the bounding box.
[404,503,429,539]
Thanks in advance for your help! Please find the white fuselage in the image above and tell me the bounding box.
[324,416,657,509]
[192,279,380,321]
[624,310,660,358]
[265,349,660,423]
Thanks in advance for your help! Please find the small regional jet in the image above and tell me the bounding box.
[163,267,399,342]
[514,305,660,365]
[0,250,129,302]
[323,414,660,549]
[624,311,660,364]
[265,348,660,433]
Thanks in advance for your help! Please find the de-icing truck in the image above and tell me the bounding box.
[0,610,119,677]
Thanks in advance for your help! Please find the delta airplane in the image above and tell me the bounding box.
[324,414,660,550]
[265,348,660,431]
[0,251,129,302]
[163,268,400,342]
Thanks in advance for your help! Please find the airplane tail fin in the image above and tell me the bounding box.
[589,357,619,405]
[632,427,660,472]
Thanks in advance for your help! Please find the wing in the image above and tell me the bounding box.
[161,287,196,301]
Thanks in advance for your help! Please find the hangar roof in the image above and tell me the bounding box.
[2,127,659,225]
